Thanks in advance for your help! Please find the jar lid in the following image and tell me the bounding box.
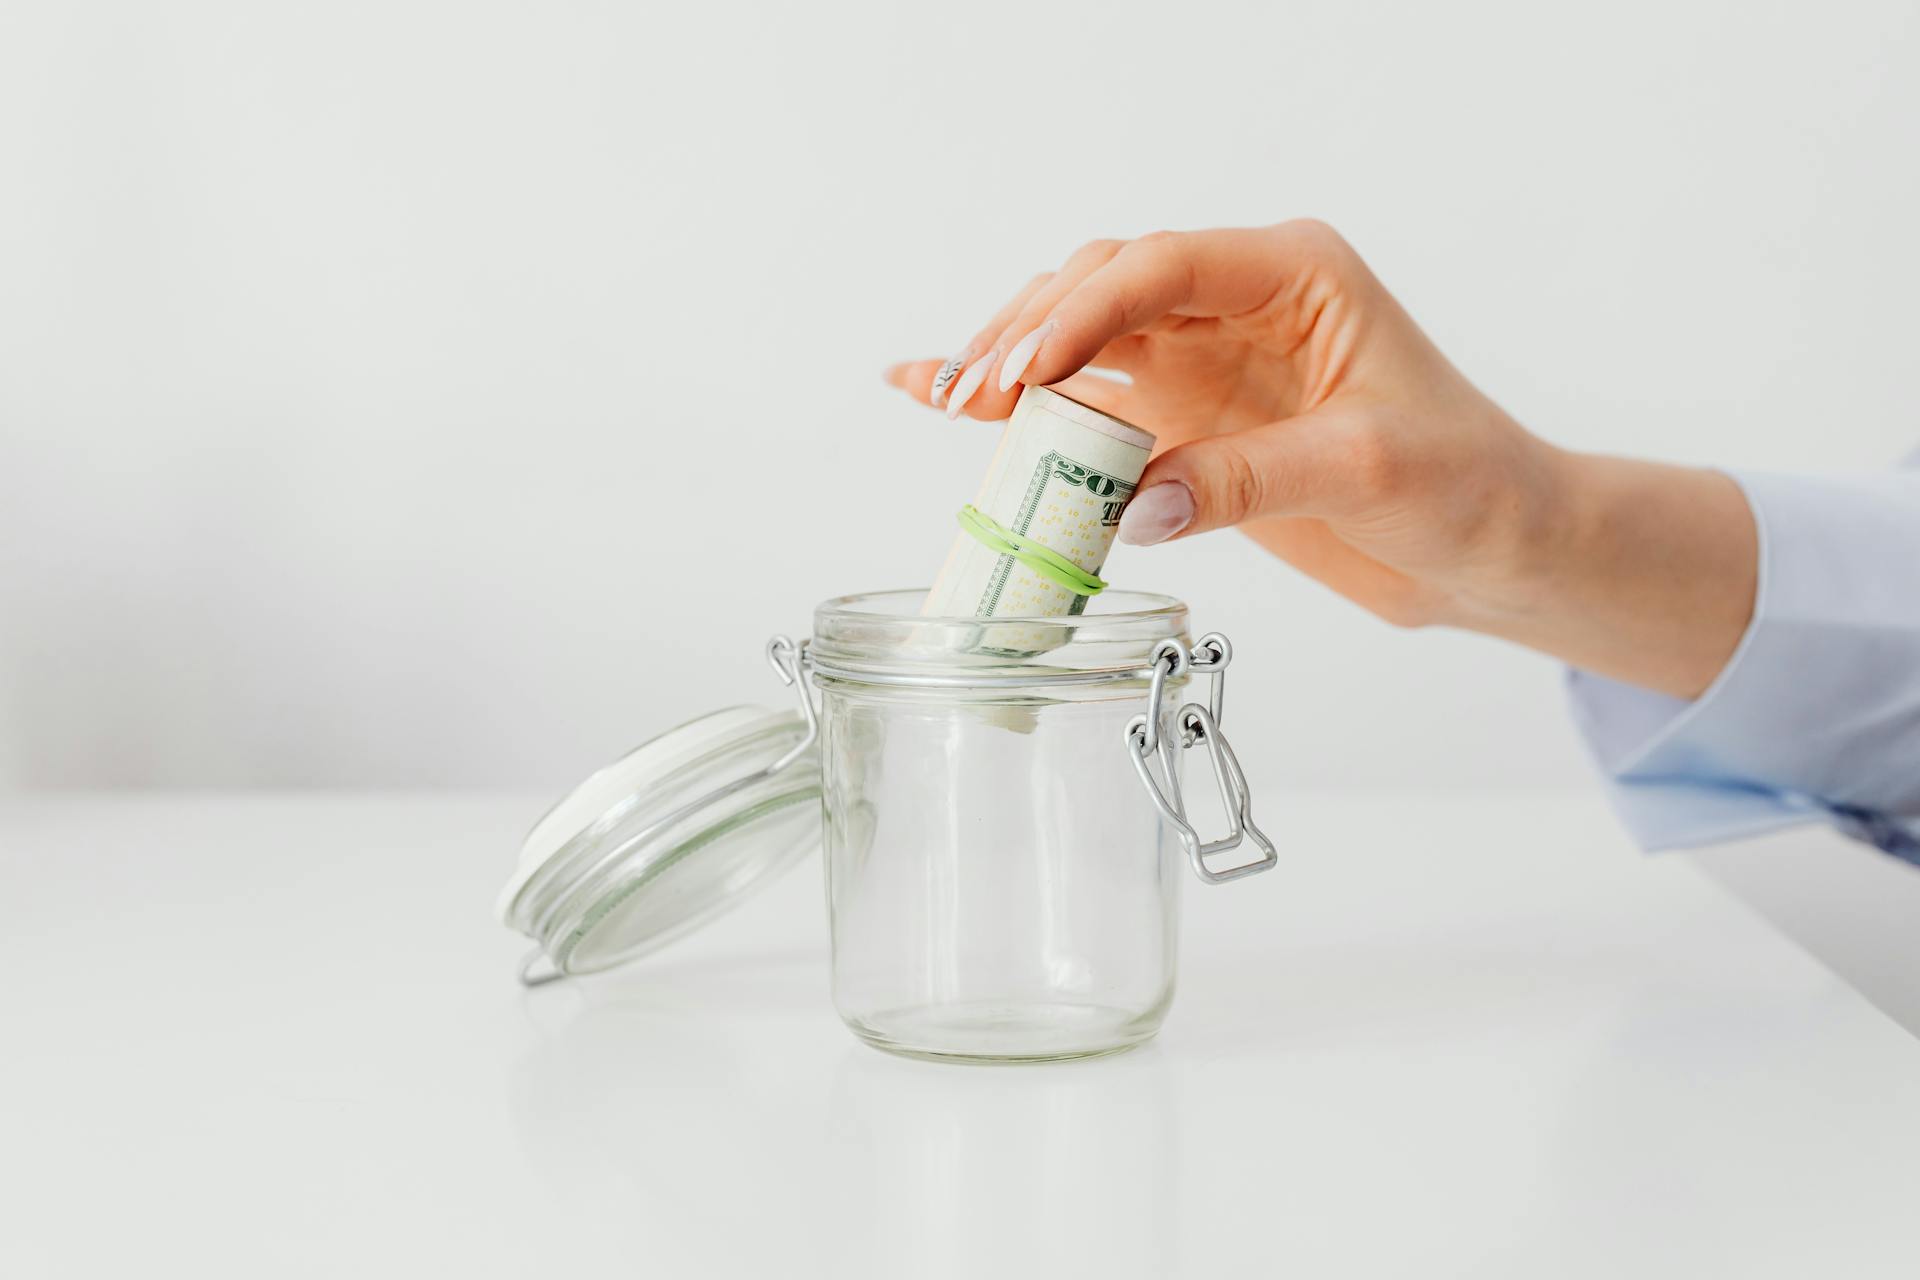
[496,700,822,982]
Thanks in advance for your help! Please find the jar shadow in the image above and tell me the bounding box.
[503,941,1181,1273]
[818,1041,1180,1277]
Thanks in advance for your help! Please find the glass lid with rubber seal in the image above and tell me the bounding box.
[496,638,822,984]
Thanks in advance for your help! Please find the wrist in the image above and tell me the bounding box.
[1433,433,1589,633]
[1448,446,1758,698]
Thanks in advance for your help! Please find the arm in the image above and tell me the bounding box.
[1566,466,1920,855]
[886,223,1920,850]
[1451,452,1757,700]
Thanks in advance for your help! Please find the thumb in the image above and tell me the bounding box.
[1116,409,1366,545]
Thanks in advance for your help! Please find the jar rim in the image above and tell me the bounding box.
[816,587,1185,623]
[808,588,1192,685]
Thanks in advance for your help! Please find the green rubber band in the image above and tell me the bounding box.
[956,504,1109,596]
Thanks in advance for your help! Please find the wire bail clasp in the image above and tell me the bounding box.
[763,634,820,771]
[1124,633,1278,885]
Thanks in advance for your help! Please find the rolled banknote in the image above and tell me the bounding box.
[922,385,1155,619]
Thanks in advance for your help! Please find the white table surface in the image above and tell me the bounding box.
[4,790,1918,1278]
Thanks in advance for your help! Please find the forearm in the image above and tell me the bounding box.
[1561,465,1920,851]
[1451,448,1759,699]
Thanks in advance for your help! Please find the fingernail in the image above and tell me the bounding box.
[944,350,997,420]
[929,346,973,407]
[997,321,1055,392]
[1117,481,1194,545]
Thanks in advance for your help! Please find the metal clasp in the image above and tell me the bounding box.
[1124,633,1278,885]
[763,634,820,769]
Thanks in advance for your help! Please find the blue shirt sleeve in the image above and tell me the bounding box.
[1565,466,1920,862]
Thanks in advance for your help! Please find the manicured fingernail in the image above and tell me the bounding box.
[944,350,997,419]
[1117,482,1194,545]
[929,346,973,407]
[997,321,1055,392]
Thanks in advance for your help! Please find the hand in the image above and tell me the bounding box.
[887,222,1757,699]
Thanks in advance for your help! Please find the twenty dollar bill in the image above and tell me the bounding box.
[923,385,1156,618]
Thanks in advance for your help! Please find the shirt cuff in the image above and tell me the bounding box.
[1566,467,1920,851]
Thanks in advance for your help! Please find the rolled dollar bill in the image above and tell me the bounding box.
[923,385,1155,619]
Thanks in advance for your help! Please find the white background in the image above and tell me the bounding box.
[4,0,1916,794]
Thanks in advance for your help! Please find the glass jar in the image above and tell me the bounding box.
[497,588,1276,1063]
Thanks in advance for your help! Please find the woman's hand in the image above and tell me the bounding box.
[886,222,1757,699]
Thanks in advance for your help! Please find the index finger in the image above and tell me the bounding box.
[1012,222,1351,391]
